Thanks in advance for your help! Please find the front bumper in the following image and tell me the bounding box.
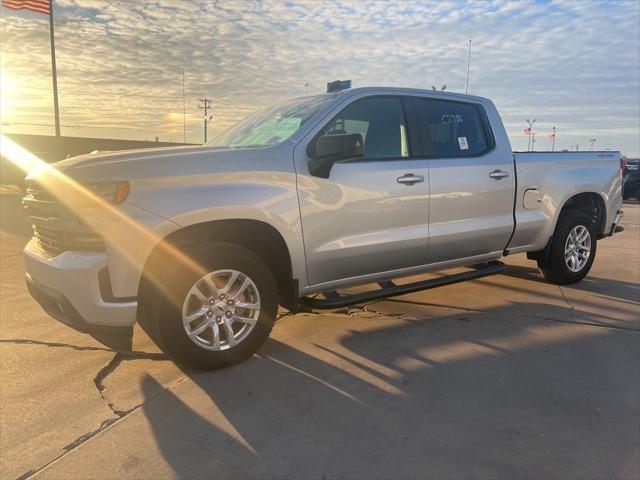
[24,239,137,346]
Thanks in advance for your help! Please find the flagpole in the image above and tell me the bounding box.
[49,0,60,136]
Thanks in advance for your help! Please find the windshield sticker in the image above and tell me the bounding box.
[458,136,469,150]
[235,117,301,147]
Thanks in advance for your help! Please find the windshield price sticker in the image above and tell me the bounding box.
[458,136,469,150]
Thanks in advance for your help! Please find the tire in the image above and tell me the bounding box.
[537,211,598,285]
[142,242,278,371]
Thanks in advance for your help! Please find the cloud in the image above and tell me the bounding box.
[1,0,638,154]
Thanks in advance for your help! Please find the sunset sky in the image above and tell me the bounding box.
[1,0,639,155]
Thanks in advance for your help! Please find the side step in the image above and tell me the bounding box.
[300,261,506,310]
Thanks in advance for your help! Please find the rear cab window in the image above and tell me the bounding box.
[414,98,493,158]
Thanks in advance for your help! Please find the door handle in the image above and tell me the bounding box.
[489,169,509,180]
[397,173,424,185]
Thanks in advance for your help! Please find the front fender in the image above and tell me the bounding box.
[107,172,305,298]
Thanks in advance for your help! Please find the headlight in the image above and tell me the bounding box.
[85,181,129,205]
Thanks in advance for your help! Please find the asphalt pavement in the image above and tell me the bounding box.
[1,194,638,480]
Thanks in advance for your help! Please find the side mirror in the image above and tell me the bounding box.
[308,133,364,178]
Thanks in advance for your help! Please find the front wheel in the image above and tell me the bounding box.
[538,211,598,285]
[143,242,278,370]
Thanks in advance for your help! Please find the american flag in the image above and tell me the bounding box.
[2,0,50,15]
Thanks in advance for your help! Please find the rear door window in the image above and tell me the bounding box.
[415,98,492,157]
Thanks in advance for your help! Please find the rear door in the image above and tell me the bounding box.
[413,97,515,264]
[294,95,429,287]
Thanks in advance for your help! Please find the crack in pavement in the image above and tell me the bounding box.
[62,418,120,452]
[383,297,485,313]
[93,351,168,417]
[18,389,186,480]
[558,285,576,315]
[18,349,172,480]
[0,338,176,357]
[0,338,113,352]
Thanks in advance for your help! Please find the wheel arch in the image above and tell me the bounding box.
[528,191,606,264]
[138,219,296,311]
[557,191,607,237]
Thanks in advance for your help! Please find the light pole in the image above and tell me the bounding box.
[526,119,536,151]
[589,138,596,150]
[551,126,556,152]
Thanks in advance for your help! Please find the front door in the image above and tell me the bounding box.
[412,96,515,264]
[295,95,429,287]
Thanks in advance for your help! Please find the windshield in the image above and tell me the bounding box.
[208,95,337,148]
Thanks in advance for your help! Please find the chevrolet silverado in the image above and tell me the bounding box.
[22,86,624,370]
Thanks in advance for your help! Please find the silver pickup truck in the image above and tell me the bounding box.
[22,86,624,370]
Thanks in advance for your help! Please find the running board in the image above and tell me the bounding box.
[300,261,506,310]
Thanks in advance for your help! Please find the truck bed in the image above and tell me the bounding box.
[508,151,623,254]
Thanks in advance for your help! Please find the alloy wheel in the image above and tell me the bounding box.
[181,269,261,351]
[564,225,591,273]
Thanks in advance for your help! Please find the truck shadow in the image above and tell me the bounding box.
[140,302,639,479]
[501,263,640,305]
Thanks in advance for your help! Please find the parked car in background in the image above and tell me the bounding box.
[622,158,639,200]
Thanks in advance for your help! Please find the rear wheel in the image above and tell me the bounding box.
[143,242,278,370]
[538,211,597,285]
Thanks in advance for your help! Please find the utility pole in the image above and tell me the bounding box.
[198,98,212,144]
[465,40,471,94]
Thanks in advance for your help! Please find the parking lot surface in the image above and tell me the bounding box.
[1,196,638,480]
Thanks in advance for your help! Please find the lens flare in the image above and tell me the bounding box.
[0,134,206,306]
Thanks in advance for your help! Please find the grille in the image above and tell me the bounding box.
[24,180,54,200]
[32,225,105,256]
[23,180,105,256]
